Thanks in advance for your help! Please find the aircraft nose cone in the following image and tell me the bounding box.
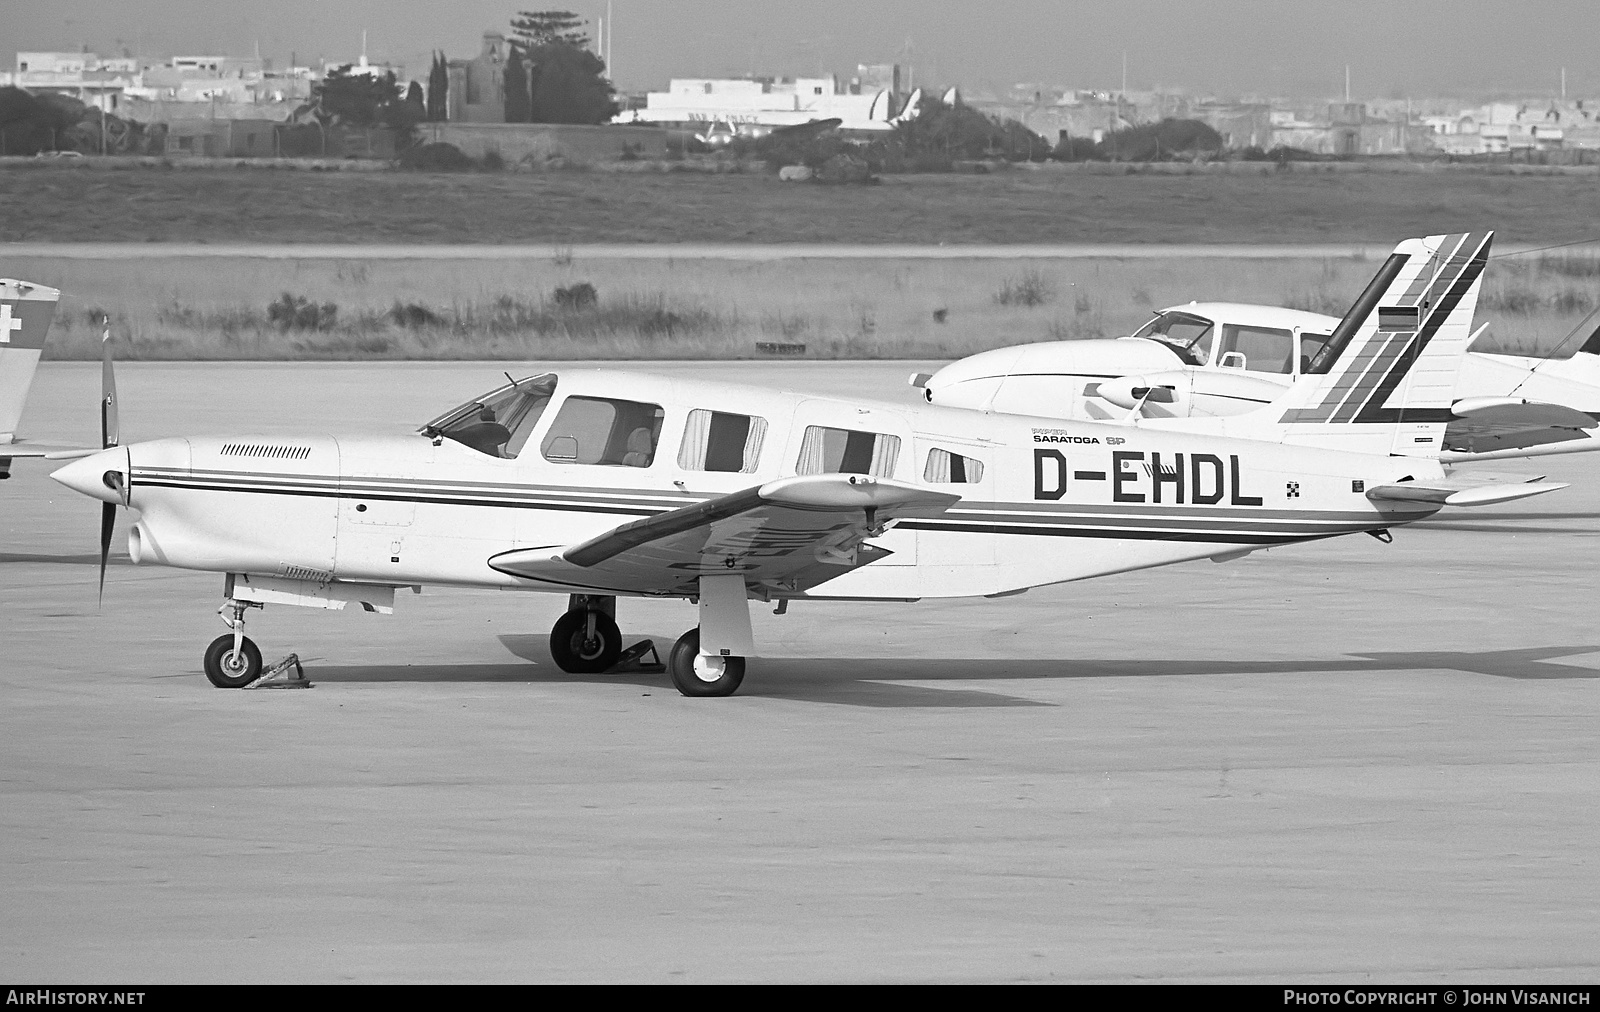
[50,448,127,504]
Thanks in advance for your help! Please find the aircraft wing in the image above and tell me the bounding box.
[1366,470,1568,507]
[1440,396,1599,460]
[1,440,97,459]
[488,474,961,596]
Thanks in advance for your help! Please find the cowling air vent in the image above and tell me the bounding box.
[221,443,312,460]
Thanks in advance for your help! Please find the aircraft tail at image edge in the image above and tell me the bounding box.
[0,279,64,442]
[1263,231,1493,457]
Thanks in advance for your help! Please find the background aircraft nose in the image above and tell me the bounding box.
[50,448,127,504]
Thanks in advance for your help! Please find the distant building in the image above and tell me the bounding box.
[446,32,509,123]
[1425,101,1600,153]
[2,52,141,113]
[618,64,907,132]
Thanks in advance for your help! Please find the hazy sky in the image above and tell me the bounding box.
[9,1,1596,100]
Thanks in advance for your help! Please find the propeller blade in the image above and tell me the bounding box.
[100,321,118,449]
[98,500,115,606]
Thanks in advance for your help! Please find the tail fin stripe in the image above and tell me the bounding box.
[1330,330,1418,423]
[1304,336,1396,422]
[1397,231,1470,307]
[1353,233,1491,424]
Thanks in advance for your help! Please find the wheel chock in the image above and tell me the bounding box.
[244,653,313,689]
[610,639,664,674]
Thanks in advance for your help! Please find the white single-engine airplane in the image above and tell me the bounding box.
[920,295,1600,463]
[0,279,95,478]
[51,232,1563,696]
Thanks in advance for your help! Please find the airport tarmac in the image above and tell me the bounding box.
[3,360,1599,983]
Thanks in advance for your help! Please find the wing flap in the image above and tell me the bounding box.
[489,474,960,595]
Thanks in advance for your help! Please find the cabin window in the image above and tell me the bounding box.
[1132,311,1215,366]
[541,396,664,467]
[796,426,900,477]
[1218,324,1294,374]
[924,448,985,483]
[425,373,557,459]
[678,409,767,473]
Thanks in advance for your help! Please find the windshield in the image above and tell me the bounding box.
[421,373,558,459]
[1132,311,1215,366]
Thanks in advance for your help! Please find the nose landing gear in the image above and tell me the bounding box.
[548,594,624,673]
[205,599,263,688]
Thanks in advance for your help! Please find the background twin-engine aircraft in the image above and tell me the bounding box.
[33,231,1582,697]
[921,290,1600,462]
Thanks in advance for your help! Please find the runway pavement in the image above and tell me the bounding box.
[3,361,1599,983]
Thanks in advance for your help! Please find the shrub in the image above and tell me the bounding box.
[480,149,505,171]
[995,270,1052,307]
[397,142,474,172]
[553,282,598,310]
[267,292,338,331]
[389,301,444,327]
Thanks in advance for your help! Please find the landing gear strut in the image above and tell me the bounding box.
[205,598,263,688]
[549,594,623,673]
[667,574,754,697]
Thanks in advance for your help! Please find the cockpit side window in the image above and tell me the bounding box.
[1133,312,1215,366]
[541,396,665,467]
[1218,324,1294,374]
[423,373,557,459]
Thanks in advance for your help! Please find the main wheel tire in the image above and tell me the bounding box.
[549,609,624,673]
[204,634,262,689]
[668,627,746,697]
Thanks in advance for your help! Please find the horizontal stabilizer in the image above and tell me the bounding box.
[1366,471,1568,507]
[1442,397,1599,460]
[1451,396,1596,429]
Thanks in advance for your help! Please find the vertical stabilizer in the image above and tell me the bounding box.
[1268,232,1492,457]
[0,279,62,442]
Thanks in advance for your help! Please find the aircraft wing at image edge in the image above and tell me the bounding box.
[0,280,98,471]
[489,474,961,595]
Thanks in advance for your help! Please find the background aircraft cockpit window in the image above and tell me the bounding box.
[796,426,900,477]
[924,448,985,483]
[1218,324,1295,374]
[1132,312,1216,366]
[540,396,665,467]
[1299,333,1333,373]
[422,373,557,459]
[678,409,767,473]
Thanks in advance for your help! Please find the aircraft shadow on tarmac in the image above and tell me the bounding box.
[299,636,1600,706]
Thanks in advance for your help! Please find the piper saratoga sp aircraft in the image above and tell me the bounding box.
[52,232,1563,696]
[0,279,93,477]
[919,290,1600,462]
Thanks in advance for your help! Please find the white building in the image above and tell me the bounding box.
[2,52,141,113]
[619,65,906,132]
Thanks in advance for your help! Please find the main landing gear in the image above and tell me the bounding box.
[667,627,745,697]
[665,574,755,698]
[548,580,757,697]
[205,598,263,688]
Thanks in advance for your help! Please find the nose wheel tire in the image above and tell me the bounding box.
[204,634,262,688]
[549,610,624,673]
[668,627,746,697]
